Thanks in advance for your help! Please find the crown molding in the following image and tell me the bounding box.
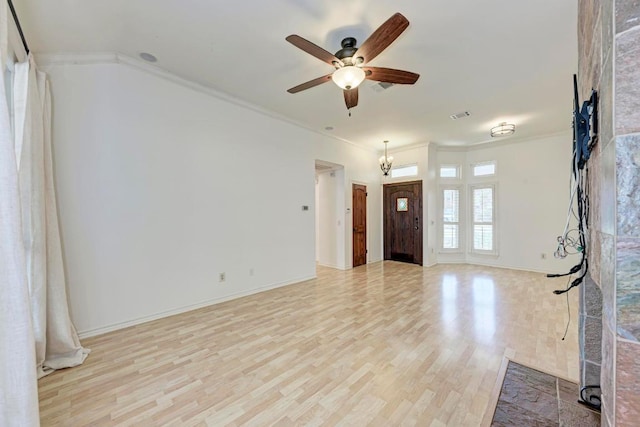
[33,52,378,155]
[384,141,430,155]
[466,130,570,151]
[35,52,118,67]
[434,143,468,152]
[436,130,570,152]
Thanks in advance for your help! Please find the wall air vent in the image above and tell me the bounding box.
[371,82,395,93]
[450,111,471,120]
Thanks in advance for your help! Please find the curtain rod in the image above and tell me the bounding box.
[7,0,30,54]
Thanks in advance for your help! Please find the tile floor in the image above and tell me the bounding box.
[492,361,600,426]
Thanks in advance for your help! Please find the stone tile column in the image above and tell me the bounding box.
[579,277,603,400]
[612,3,640,426]
[579,1,640,426]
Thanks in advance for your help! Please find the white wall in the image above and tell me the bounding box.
[46,59,382,336]
[435,134,576,274]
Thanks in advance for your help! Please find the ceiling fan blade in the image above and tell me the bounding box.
[364,67,420,84]
[354,13,409,64]
[286,35,343,66]
[344,88,358,109]
[287,74,333,93]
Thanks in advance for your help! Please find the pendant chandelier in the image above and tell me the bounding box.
[379,140,394,176]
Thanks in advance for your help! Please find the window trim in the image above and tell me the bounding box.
[468,183,498,256]
[439,185,463,253]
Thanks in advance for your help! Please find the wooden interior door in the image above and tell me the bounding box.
[352,184,367,267]
[383,181,423,265]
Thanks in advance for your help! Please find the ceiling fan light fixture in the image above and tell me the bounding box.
[332,65,366,90]
[285,13,418,111]
[490,122,516,137]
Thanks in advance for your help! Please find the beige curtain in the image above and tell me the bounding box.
[0,3,40,425]
[1,2,89,422]
[14,56,89,379]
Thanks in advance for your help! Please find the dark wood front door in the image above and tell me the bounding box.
[383,181,423,265]
[352,184,367,267]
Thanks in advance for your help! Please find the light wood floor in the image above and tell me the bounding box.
[38,262,579,426]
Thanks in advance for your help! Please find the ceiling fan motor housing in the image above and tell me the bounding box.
[335,37,359,63]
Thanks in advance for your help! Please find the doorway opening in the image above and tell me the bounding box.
[315,161,345,269]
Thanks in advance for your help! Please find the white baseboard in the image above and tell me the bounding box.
[317,262,347,270]
[77,274,316,339]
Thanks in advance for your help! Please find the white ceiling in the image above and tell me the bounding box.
[16,0,578,151]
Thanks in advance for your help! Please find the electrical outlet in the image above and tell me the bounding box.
[219,272,225,282]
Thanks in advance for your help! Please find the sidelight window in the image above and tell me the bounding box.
[471,184,496,254]
[441,187,461,250]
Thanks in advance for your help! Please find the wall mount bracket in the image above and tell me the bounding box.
[573,74,598,170]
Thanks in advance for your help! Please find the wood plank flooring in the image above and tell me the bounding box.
[38,262,579,426]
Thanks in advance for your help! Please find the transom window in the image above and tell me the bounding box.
[439,165,460,179]
[390,164,418,179]
[472,161,496,177]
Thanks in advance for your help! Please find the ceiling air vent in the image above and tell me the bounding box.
[450,111,471,120]
[371,82,395,93]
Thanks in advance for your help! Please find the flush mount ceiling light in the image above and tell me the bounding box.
[490,122,516,137]
[379,140,394,176]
